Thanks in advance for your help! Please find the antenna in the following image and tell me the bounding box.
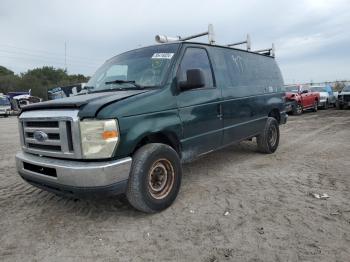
[64,41,67,71]
[254,43,275,57]
[155,24,216,44]
[227,34,251,51]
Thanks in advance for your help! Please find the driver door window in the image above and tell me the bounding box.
[178,48,214,88]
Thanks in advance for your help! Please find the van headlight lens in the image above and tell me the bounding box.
[80,119,119,159]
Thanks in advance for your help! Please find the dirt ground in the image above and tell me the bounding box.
[0,109,350,262]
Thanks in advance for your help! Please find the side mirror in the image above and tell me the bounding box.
[179,69,205,91]
[302,90,308,94]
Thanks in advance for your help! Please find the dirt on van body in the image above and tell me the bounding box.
[1,109,350,262]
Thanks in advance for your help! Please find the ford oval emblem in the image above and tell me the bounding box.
[33,130,48,142]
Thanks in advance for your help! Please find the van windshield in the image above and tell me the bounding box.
[86,44,179,92]
[342,86,350,92]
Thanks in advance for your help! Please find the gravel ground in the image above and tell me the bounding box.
[0,109,350,262]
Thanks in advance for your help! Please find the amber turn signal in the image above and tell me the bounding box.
[102,130,118,140]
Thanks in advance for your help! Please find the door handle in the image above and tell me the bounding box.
[217,104,223,119]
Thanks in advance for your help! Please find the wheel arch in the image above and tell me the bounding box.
[268,108,281,124]
[132,131,181,157]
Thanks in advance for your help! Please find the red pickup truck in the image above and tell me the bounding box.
[285,85,320,115]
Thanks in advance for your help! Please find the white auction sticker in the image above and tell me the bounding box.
[152,53,174,59]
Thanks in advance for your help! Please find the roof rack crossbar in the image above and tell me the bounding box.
[254,43,275,57]
[227,34,251,51]
[155,24,215,45]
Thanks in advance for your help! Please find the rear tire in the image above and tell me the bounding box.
[257,117,280,154]
[126,143,182,213]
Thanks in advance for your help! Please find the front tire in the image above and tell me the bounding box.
[257,117,280,154]
[126,143,182,213]
[292,102,303,115]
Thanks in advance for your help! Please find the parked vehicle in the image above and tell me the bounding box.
[310,85,336,108]
[15,27,287,213]
[336,85,350,109]
[0,94,11,117]
[285,85,320,115]
[48,83,86,100]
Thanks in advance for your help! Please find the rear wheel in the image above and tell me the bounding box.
[126,143,182,213]
[257,117,280,154]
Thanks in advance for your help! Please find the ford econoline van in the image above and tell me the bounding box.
[16,34,287,213]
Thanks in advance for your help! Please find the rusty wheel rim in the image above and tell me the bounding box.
[148,159,175,199]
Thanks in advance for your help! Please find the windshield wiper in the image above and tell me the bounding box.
[105,79,142,88]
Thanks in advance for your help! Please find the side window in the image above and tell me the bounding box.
[178,48,214,88]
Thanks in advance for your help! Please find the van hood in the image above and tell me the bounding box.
[21,90,150,118]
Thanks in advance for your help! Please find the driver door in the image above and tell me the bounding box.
[176,46,223,158]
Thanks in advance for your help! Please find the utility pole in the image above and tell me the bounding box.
[64,41,67,72]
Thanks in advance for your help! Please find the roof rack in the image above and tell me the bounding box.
[254,43,275,57]
[155,24,275,57]
[155,24,215,45]
[227,34,251,51]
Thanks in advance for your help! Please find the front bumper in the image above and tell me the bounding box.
[16,152,132,197]
[285,102,293,113]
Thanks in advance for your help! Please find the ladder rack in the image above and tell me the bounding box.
[155,24,275,57]
[155,24,215,45]
[227,34,251,51]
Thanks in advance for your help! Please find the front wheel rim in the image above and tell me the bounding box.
[297,105,302,114]
[268,125,278,147]
[148,159,175,200]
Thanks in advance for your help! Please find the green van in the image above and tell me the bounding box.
[16,38,287,213]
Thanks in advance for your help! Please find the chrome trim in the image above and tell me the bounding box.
[19,110,82,159]
[25,138,61,146]
[24,127,60,133]
[16,152,132,187]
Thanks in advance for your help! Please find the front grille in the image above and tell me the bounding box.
[343,95,350,102]
[25,121,59,128]
[27,143,62,151]
[19,110,82,159]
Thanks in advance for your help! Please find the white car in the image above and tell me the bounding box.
[0,95,11,117]
[310,85,336,109]
[337,85,350,109]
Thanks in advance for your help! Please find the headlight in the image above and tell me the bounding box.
[80,119,119,159]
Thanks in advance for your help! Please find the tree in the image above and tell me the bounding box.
[0,65,90,100]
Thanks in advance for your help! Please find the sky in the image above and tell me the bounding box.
[0,0,349,83]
